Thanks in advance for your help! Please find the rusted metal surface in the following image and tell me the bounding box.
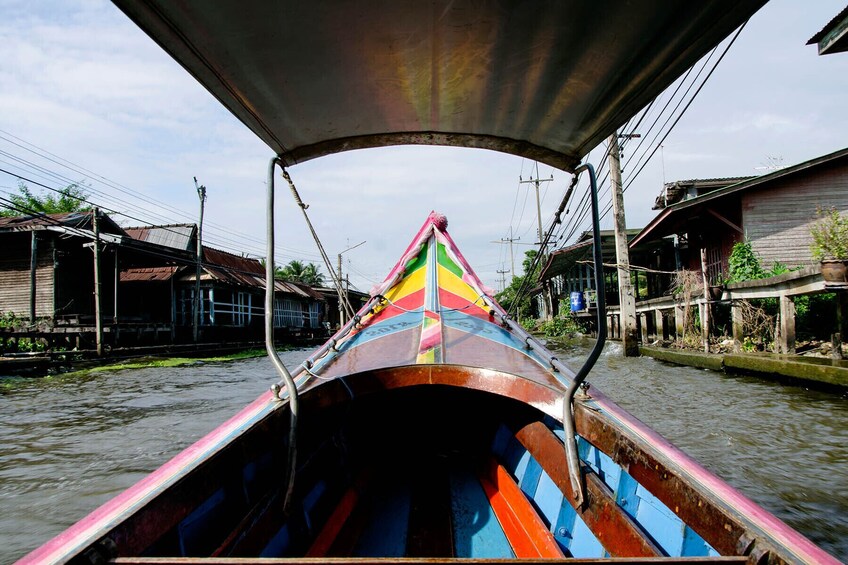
[511,420,662,558]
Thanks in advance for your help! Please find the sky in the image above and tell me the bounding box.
[1,0,847,293]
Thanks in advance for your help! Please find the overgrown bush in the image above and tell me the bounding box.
[810,207,848,261]
[540,316,581,337]
[0,311,24,329]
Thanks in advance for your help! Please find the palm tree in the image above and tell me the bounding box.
[278,260,325,286]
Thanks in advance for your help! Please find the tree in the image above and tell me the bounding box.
[495,249,540,321]
[277,260,326,286]
[0,182,91,217]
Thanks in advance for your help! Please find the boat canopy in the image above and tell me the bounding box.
[113,0,766,171]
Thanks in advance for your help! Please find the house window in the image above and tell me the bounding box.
[308,302,321,328]
[275,299,302,328]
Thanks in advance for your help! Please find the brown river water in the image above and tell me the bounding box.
[1,342,846,562]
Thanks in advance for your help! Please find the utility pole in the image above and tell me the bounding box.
[502,226,520,280]
[609,132,639,356]
[496,268,510,292]
[93,208,103,356]
[193,178,207,343]
[338,240,366,326]
[520,163,554,319]
[519,164,554,250]
[491,228,521,283]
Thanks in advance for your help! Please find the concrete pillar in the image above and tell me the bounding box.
[698,302,709,353]
[655,309,664,341]
[731,300,743,353]
[674,303,685,339]
[640,312,649,345]
[778,294,795,354]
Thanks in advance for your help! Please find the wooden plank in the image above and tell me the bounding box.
[406,464,454,557]
[112,556,750,563]
[512,421,662,558]
[573,405,748,557]
[478,457,565,558]
[306,487,360,557]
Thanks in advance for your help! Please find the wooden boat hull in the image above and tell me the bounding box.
[21,364,836,564]
[20,214,839,564]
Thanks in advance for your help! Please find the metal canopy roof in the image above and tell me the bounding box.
[113,0,767,171]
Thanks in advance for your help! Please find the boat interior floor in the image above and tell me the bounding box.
[94,385,751,563]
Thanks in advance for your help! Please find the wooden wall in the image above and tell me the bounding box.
[0,232,55,319]
[743,159,848,269]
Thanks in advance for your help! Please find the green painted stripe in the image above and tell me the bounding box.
[437,243,463,278]
[405,241,429,274]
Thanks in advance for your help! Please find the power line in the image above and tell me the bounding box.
[0,130,324,261]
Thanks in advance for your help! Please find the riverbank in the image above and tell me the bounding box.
[641,345,848,392]
[0,342,285,378]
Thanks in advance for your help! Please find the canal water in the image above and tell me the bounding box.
[1,343,846,562]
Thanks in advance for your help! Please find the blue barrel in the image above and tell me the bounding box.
[570,291,585,312]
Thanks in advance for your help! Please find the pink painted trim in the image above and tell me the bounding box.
[18,390,280,564]
[585,388,841,565]
[370,211,440,297]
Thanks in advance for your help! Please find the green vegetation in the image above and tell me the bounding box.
[276,260,326,286]
[0,311,24,329]
[726,240,796,284]
[59,349,268,377]
[495,250,540,322]
[539,316,581,338]
[810,206,848,261]
[0,182,91,217]
[722,240,836,343]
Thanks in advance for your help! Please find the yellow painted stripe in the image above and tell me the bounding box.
[384,265,426,303]
[437,264,480,304]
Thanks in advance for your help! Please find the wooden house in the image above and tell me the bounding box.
[535,230,676,319]
[630,147,848,284]
[0,214,328,350]
[123,225,328,342]
[0,210,124,326]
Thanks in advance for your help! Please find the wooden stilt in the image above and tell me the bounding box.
[778,294,795,354]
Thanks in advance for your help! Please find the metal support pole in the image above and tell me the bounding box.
[562,162,606,509]
[266,156,299,513]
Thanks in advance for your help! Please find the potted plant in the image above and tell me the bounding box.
[810,206,848,283]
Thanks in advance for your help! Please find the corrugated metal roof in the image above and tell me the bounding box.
[121,266,179,282]
[629,146,848,247]
[0,210,126,235]
[125,224,195,251]
[807,5,848,45]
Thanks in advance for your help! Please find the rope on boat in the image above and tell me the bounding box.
[280,167,356,321]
